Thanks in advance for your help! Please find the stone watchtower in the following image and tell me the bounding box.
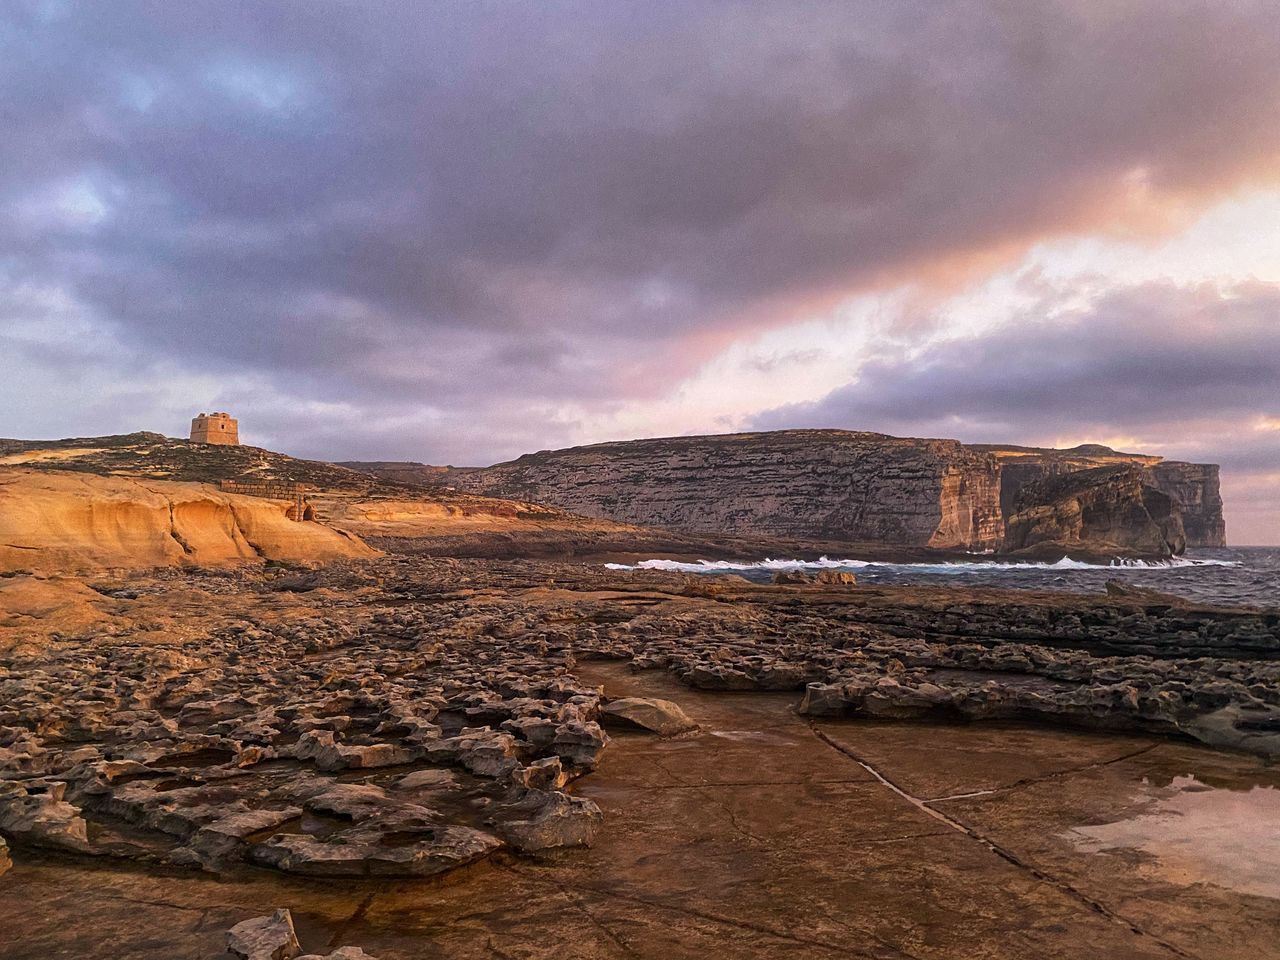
[190,411,240,446]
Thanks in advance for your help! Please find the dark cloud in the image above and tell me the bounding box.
[750,279,1280,542]
[2,0,1280,506]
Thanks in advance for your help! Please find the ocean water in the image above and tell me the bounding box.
[606,547,1280,608]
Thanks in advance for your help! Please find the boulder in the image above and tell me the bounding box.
[497,790,604,853]
[550,721,609,770]
[511,756,569,791]
[601,697,698,736]
[0,836,12,876]
[226,909,301,960]
[814,570,857,586]
[772,570,813,585]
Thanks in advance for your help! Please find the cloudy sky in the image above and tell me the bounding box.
[2,1,1278,542]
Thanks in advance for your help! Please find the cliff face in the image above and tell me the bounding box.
[0,468,378,573]
[432,431,1225,558]
[1001,466,1187,559]
[1148,462,1226,547]
[446,430,1005,551]
[974,444,1226,548]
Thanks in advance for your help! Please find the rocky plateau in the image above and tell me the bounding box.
[359,429,1226,560]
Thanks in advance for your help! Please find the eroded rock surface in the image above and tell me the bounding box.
[1,556,1277,888]
[227,909,301,960]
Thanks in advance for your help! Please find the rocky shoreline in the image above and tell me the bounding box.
[2,556,1278,894]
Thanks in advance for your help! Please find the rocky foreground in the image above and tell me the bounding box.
[2,557,1277,884]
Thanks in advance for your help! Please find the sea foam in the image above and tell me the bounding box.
[604,555,1238,574]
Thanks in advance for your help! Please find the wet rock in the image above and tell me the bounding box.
[226,908,301,960]
[601,697,698,736]
[395,768,458,790]
[1103,580,1186,606]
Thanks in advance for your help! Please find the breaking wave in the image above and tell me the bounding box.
[604,555,1240,574]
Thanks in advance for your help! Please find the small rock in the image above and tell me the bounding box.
[601,697,698,736]
[395,768,458,790]
[0,835,12,876]
[497,790,603,853]
[814,570,857,586]
[226,908,301,960]
[771,570,813,585]
[511,756,568,791]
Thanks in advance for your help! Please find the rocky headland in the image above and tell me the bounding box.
[361,429,1226,561]
[1001,465,1188,561]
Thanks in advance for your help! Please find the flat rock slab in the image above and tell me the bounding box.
[226,908,301,960]
[601,697,699,736]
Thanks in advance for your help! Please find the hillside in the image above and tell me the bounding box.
[0,433,725,569]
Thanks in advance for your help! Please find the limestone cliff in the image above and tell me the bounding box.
[0,468,377,573]
[421,430,1225,558]
[1148,461,1225,547]
[1001,466,1187,559]
[974,444,1226,548]
[444,430,1005,551]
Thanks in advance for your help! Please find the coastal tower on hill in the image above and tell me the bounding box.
[190,412,239,446]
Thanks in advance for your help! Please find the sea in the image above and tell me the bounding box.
[606,547,1280,609]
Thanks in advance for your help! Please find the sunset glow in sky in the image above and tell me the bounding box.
[2,1,1278,541]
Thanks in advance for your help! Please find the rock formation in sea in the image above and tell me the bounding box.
[1000,465,1187,559]
[974,443,1226,548]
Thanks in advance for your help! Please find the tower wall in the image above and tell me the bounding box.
[190,412,240,446]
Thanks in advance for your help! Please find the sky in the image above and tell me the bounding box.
[1,0,1278,543]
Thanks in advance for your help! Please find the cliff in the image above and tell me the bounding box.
[0,468,377,573]
[1001,465,1187,560]
[394,430,1226,559]
[1148,461,1226,547]
[974,444,1226,547]
[441,430,1005,551]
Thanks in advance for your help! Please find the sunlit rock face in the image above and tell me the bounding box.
[0,468,378,573]
[446,429,1006,551]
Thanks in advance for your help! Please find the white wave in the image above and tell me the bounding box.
[604,554,1239,574]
